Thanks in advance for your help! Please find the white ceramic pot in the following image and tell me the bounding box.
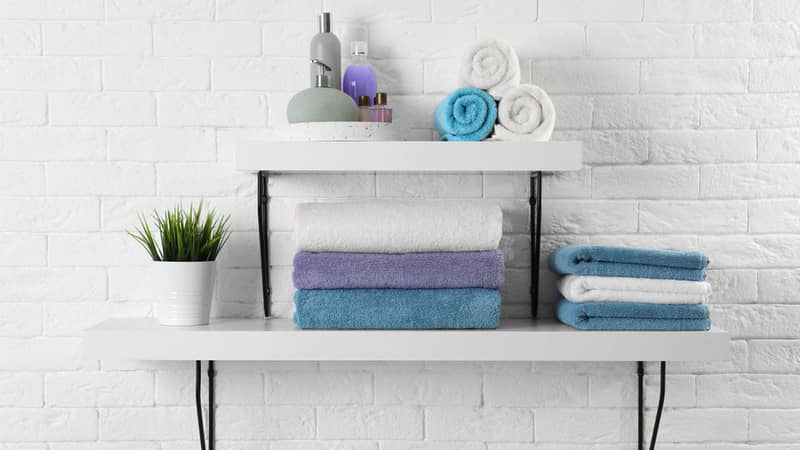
[153,261,215,326]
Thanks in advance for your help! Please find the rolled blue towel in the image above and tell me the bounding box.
[554,297,711,331]
[294,288,500,329]
[549,245,709,281]
[434,87,497,141]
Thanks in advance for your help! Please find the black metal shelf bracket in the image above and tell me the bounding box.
[258,171,271,318]
[638,361,667,449]
[530,171,543,317]
[195,360,216,450]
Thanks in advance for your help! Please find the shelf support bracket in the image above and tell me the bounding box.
[258,171,271,317]
[195,361,216,450]
[530,171,542,317]
[638,361,667,449]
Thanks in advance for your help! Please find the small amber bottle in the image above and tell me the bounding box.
[358,95,371,122]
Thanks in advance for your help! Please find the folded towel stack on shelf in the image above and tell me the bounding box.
[549,245,712,331]
[292,200,505,329]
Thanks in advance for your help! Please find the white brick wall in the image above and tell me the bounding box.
[0,0,798,447]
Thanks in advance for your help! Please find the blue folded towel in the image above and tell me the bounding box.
[554,297,711,331]
[434,87,497,141]
[549,245,709,281]
[294,288,501,329]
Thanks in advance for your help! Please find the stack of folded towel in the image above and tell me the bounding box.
[292,200,505,329]
[434,39,556,142]
[549,245,712,331]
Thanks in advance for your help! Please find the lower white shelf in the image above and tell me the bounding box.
[83,318,729,362]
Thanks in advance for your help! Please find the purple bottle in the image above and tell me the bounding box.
[342,41,377,104]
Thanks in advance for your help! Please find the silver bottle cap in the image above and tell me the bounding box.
[319,12,331,33]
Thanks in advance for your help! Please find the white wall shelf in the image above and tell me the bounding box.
[82,317,729,362]
[235,140,583,173]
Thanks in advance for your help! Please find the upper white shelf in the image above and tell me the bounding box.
[235,140,583,173]
[83,318,728,362]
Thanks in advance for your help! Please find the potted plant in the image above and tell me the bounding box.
[129,203,231,326]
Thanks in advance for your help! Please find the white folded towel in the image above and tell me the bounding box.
[460,39,520,99]
[558,275,711,304]
[295,200,503,253]
[493,84,556,142]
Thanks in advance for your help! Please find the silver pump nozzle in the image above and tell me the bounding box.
[319,12,331,33]
[310,59,331,87]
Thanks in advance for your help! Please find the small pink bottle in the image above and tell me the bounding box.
[370,92,392,123]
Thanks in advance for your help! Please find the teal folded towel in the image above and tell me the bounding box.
[554,297,711,331]
[434,87,497,141]
[293,288,501,329]
[549,244,709,281]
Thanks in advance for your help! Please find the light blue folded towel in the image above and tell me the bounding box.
[549,245,709,281]
[434,87,497,141]
[294,288,501,329]
[554,297,711,331]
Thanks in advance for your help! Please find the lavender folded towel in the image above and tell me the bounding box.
[293,251,505,289]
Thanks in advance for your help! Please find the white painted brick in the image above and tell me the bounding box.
[267,442,377,450]
[47,162,154,196]
[318,406,421,440]
[650,130,756,163]
[707,270,757,304]
[649,408,748,442]
[392,94,445,130]
[556,130,649,165]
[593,95,699,129]
[104,57,209,91]
[543,200,637,234]
[484,173,528,198]
[49,232,150,266]
[325,0,430,22]
[0,373,42,406]
[480,24,585,58]
[107,0,213,20]
[669,340,749,374]
[262,22,316,57]
[99,407,197,441]
[108,127,215,162]
[425,361,532,374]
[750,410,800,441]
[757,0,800,21]
[426,407,532,442]
[266,372,372,405]
[0,0,103,19]
[0,408,97,442]
[698,374,800,407]
[534,408,634,442]
[269,173,375,198]
[0,303,40,337]
[750,340,800,372]
[43,22,151,56]
[0,198,99,232]
[543,168,591,198]
[49,92,156,126]
[0,234,46,266]
[102,196,255,232]
[212,57,306,91]
[750,199,800,232]
[485,374,587,407]
[0,57,100,90]
[0,163,44,195]
[376,173,482,198]
[0,268,106,302]
[700,164,800,198]
[0,93,46,125]
[156,163,255,196]
[532,60,638,94]
[423,58,460,94]
[319,360,424,372]
[639,200,748,233]
[154,23,261,57]
[0,127,105,161]
[646,0,753,22]
[369,24,473,59]
[759,269,800,303]
[369,59,424,94]
[711,305,800,338]
[696,23,800,57]
[156,366,263,405]
[46,371,153,407]
[216,0,319,20]
[374,372,481,405]
[0,337,86,371]
[44,302,148,337]
[158,93,267,127]
[643,59,748,93]
[52,444,158,450]
[431,0,538,23]
[758,129,800,162]
[592,165,699,199]
[701,94,800,128]
[751,58,800,93]
[540,0,642,22]
[216,127,277,161]
[702,235,800,268]
[383,442,484,450]
[588,24,693,57]
[590,374,696,408]
[551,96,594,130]
[0,23,41,55]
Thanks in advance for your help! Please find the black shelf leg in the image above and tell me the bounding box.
[195,361,206,450]
[638,361,667,450]
[530,172,542,317]
[208,361,216,450]
[258,171,271,317]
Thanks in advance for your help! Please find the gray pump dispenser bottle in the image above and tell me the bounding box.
[309,12,341,90]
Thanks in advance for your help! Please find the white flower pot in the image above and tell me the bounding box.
[153,261,215,326]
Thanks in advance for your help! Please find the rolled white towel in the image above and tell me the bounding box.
[493,84,556,142]
[460,39,520,99]
[295,200,503,253]
[558,275,711,304]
